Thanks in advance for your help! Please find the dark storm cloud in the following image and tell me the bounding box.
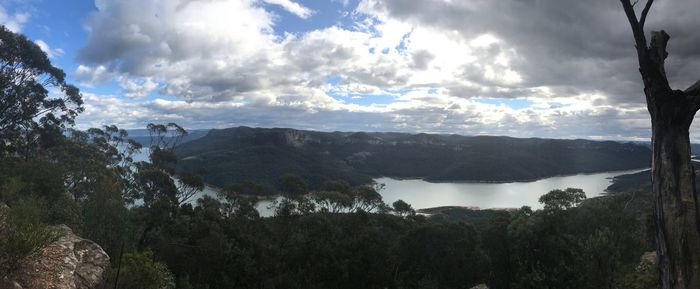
[363,0,700,105]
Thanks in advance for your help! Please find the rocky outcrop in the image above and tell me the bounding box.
[2,225,110,289]
[470,284,489,289]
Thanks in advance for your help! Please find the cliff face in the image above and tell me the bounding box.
[1,225,110,289]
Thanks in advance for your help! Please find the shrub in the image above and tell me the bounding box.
[112,250,175,289]
[0,199,59,275]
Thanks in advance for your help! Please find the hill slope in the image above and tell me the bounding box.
[175,127,651,190]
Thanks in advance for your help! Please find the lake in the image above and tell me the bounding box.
[375,169,647,211]
[189,168,646,216]
[136,148,646,214]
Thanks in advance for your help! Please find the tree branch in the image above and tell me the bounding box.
[686,80,700,111]
[640,0,654,28]
[620,0,648,52]
[686,80,700,96]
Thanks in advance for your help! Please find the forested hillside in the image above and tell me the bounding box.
[176,126,651,190]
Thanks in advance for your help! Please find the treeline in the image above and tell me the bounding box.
[134,186,657,289]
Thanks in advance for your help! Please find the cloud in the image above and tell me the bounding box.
[76,0,530,103]
[0,4,29,32]
[75,89,659,141]
[118,76,159,99]
[73,0,700,140]
[34,39,64,58]
[262,0,315,19]
[357,0,700,106]
[74,65,116,86]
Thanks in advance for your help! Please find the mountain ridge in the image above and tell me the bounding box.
[175,126,652,191]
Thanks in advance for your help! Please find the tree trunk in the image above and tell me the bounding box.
[649,90,700,289]
[620,2,700,287]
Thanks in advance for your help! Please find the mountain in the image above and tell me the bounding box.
[606,159,700,194]
[175,126,652,191]
[631,141,700,156]
[126,129,210,146]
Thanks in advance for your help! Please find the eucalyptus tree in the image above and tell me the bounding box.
[0,26,83,154]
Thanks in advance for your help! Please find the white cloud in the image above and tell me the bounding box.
[34,39,64,58]
[262,0,315,19]
[0,5,29,32]
[118,76,159,99]
[72,0,700,140]
[74,65,116,86]
[75,89,658,141]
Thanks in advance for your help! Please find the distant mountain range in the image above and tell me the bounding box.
[126,129,210,147]
[173,126,652,191]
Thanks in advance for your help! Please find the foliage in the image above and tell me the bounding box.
[393,199,415,217]
[280,174,308,197]
[81,174,132,258]
[0,199,59,275]
[0,25,83,156]
[538,188,586,211]
[110,250,175,289]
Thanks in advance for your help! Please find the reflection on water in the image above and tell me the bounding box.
[187,185,281,217]
[137,147,646,213]
[190,169,646,216]
[375,169,647,210]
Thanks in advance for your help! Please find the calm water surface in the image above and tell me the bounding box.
[135,149,645,213]
[190,168,647,216]
[375,169,646,210]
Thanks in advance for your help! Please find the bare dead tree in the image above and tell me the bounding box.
[620,1,700,288]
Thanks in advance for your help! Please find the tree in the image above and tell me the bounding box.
[175,172,204,205]
[147,123,187,150]
[392,199,415,217]
[538,188,586,211]
[314,191,352,213]
[111,250,175,289]
[280,174,307,197]
[620,1,700,288]
[352,184,386,212]
[217,189,260,219]
[0,26,83,153]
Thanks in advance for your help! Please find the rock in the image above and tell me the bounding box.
[5,225,110,289]
[638,251,657,271]
[470,284,489,289]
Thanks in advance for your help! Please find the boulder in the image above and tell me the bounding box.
[3,225,110,289]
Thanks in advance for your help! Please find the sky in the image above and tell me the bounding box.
[2,0,700,140]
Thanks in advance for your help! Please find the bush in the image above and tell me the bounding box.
[0,199,59,275]
[111,250,175,289]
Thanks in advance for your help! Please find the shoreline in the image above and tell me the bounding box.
[374,167,650,185]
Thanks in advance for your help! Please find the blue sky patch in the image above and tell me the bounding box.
[475,98,533,109]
